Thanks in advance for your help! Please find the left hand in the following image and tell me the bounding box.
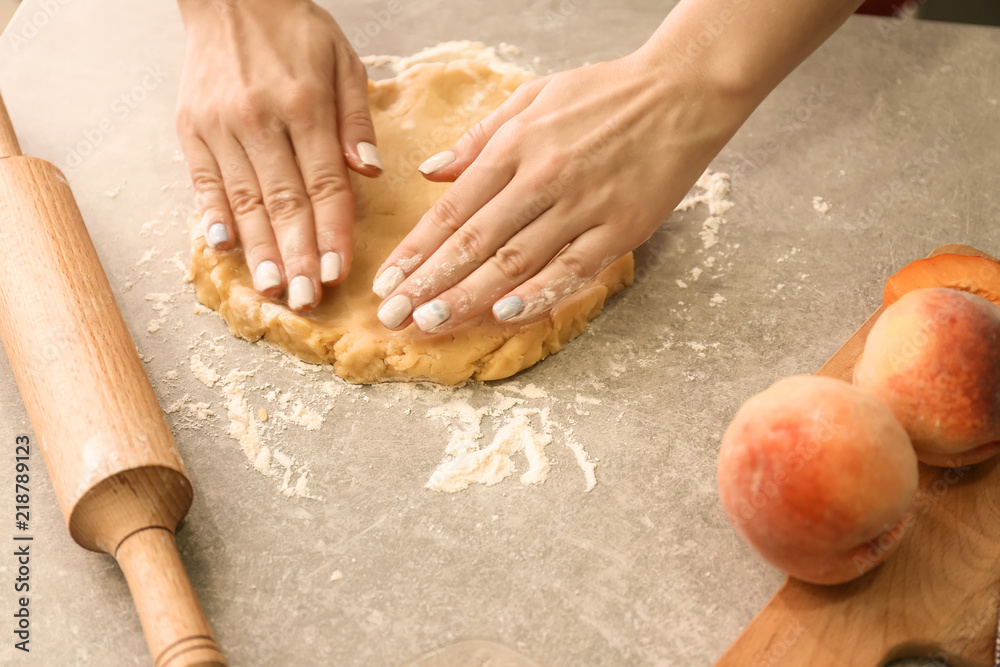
[369,51,746,333]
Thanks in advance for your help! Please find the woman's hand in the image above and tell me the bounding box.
[176,0,379,311]
[370,53,745,332]
[370,0,862,333]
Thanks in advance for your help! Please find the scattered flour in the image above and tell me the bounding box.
[136,248,160,266]
[425,395,597,493]
[140,219,167,237]
[221,375,261,462]
[190,354,220,388]
[675,170,734,251]
[426,408,554,492]
[105,179,126,198]
[812,196,831,215]
[145,292,173,333]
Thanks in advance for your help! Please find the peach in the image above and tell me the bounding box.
[718,375,918,585]
[854,287,1000,467]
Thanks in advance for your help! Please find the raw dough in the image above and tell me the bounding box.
[189,60,633,385]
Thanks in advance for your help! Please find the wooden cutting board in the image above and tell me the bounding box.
[715,244,1000,667]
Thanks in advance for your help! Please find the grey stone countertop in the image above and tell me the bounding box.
[0,1,998,665]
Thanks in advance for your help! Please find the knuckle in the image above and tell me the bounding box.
[264,188,310,221]
[464,121,491,150]
[339,105,373,133]
[190,169,224,195]
[233,90,270,128]
[305,169,352,203]
[536,149,569,178]
[175,107,195,134]
[452,225,488,263]
[559,253,593,281]
[282,86,326,127]
[428,196,464,233]
[344,51,367,78]
[492,244,532,280]
[286,82,321,110]
[228,186,265,217]
[492,119,524,148]
[444,284,474,315]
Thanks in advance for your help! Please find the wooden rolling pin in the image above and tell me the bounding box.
[0,91,226,666]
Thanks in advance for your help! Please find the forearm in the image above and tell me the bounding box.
[176,0,310,28]
[640,0,863,114]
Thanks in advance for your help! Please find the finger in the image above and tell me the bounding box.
[212,138,286,298]
[380,204,580,332]
[289,115,355,287]
[179,133,235,251]
[418,77,548,183]
[375,183,556,330]
[245,129,322,311]
[333,41,381,177]
[491,228,622,325]
[371,156,517,299]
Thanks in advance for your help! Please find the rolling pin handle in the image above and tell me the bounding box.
[115,528,227,667]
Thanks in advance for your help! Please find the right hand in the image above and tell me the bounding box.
[175,0,379,311]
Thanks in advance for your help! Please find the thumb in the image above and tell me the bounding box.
[419,77,547,183]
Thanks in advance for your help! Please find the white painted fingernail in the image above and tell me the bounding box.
[372,265,405,298]
[377,294,412,329]
[206,222,229,249]
[321,252,342,283]
[288,275,315,310]
[493,296,524,321]
[254,261,282,292]
[412,299,451,332]
[418,150,456,175]
[357,142,383,170]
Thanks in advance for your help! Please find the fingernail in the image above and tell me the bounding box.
[377,294,412,329]
[412,299,451,332]
[254,261,282,292]
[288,275,315,310]
[321,252,342,283]
[418,150,456,175]
[206,222,229,249]
[357,142,383,170]
[493,296,524,321]
[372,265,405,298]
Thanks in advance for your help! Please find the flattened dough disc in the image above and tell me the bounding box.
[189,60,633,385]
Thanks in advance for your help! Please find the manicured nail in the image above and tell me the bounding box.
[377,294,412,329]
[321,252,342,283]
[418,150,456,175]
[357,142,383,170]
[493,295,524,321]
[254,261,282,292]
[412,299,451,332]
[206,222,229,249]
[372,265,405,298]
[288,275,314,310]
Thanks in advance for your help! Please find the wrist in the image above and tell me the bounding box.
[632,17,765,127]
